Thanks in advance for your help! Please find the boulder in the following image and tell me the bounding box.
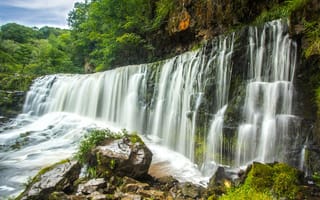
[179,182,203,198]
[138,189,165,199]
[17,160,81,200]
[207,166,233,196]
[89,134,152,179]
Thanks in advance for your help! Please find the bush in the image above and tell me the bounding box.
[75,129,122,164]
[254,0,309,25]
[304,20,320,58]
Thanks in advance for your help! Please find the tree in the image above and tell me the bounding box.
[68,0,155,71]
[0,23,38,43]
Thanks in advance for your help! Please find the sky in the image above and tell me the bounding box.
[0,0,84,29]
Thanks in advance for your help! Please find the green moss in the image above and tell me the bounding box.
[16,159,71,200]
[109,159,116,170]
[195,132,206,165]
[37,159,70,176]
[127,131,144,145]
[312,172,320,187]
[245,163,273,192]
[221,162,302,200]
[105,194,116,199]
[220,187,272,200]
[87,166,97,178]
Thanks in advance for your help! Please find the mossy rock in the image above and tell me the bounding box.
[85,132,152,179]
[222,162,303,200]
[16,159,81,200]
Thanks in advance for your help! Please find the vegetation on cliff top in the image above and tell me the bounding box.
[0,23,81,75]
[0,0,318,74]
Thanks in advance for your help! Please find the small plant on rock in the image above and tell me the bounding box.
[75,129,122,164]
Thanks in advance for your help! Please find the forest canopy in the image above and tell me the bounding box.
[0,23,81,75]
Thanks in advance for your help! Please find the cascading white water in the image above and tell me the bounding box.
[23,66,149,133]
[22,47,230,163]
[202,34,234,175]
[235,20,297,166]
[0,19,301,199]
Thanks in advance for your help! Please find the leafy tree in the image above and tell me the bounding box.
[0,23,38,43]
[0,23,82,75]
[68,0,155,71]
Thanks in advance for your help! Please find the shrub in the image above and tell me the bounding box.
[75,129,122,164]
[254,0,310,25]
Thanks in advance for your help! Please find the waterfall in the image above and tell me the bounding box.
[21,20,298,168]
[0,19,301,198]
[202,34,234,175]
[235,20,297,166]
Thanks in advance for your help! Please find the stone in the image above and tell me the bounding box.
[89,191,107,200]
[17,160,81,200]
[122,183,149,193]
[179,182,203,198]
[48,191,69,200]
[114,192,142,200]
[89,134,152,179]
[207,166,233,196]
[156,176,178,191]
[209,167,231,186]
[68,195,87,200]
[138,189,165,199]
[77,178,106,195]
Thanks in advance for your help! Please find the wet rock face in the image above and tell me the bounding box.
[89,135,153,179]
[17,160,81,200]
[0,90,26,118]
[207,167,233,196]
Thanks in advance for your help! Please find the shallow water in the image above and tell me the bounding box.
[0,112,208,199]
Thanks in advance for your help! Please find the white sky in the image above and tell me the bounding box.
[0,0,84,28]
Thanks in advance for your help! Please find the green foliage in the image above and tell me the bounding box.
[67,0,178,71]
[153,0,175,29]
[221,163,302,200]
[0,23,82,75]
[0,23,38,43]
[0,73,35,91]
[109,159,116,170]
[76,129,122,164]
[87,166,98,178]
[127,131,144,144]
[254,0,309,25]
[312,172,320,187]
[304,20,320,58]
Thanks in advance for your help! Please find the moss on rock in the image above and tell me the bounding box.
[219,162,304,200]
